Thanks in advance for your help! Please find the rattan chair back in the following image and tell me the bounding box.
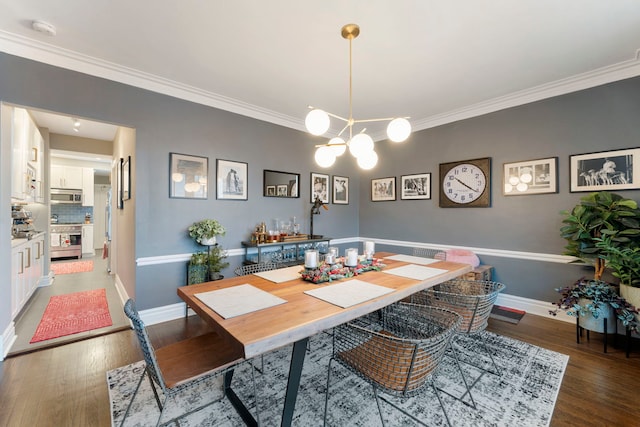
[234,262,280,276]
[411,247,447,260]
[334,303,461,397]
[412,279,505,334]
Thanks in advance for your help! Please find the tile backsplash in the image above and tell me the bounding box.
[51,205,94,224]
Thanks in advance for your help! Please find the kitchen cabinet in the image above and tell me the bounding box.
[51,164,83,189]
[11,233,45,320]
[82,167,94,206]
[11,107,44,202]
[82,224,94,255]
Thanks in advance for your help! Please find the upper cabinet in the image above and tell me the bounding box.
[11,107,44,203]
[82,167,94,206]
[51,164,83,189]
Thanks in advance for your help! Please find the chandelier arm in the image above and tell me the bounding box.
[353,116,411,124]
[325,111,350,122]
[337,122,351,137]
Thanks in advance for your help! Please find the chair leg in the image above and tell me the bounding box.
[377,387,451,427]
[119,368,146,427]
[372,387,387,427]
[323,357,335,426]
[446,340,477,409]
[479,332,500,375]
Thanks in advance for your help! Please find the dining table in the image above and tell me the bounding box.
[177,251,472,426]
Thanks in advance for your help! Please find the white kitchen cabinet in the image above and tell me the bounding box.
[82,167,94,206]
[10,234,45,320]
[11,108,28,200]
[11,245,25,319]
[82,224,95,255]
[51,165,83,189]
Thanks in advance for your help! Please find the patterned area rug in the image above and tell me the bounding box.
[30,288,113,343]
[51,259,94,275]
[107,331,568,426]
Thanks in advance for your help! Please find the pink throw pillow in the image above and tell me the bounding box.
[445,249,480,267]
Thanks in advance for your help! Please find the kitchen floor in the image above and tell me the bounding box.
[6,250,130,357]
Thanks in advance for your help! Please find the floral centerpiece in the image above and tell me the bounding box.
[300,257,386,284]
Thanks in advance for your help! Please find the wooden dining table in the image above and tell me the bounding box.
[177,251,471,426]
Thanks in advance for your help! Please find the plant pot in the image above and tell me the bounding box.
[577,298,617,333]
[620,284,640,313]
[200,236,216,246]
[209,271,224,281]
[187,264,208,285]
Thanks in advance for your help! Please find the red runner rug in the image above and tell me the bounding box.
[51,260,94,275]
[30,288,113,343]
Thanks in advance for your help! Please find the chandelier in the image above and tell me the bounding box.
[306,24,411,169]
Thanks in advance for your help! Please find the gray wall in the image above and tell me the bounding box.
[2,51,640,320]
[360,76,640,302]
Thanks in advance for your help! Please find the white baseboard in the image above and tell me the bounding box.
[1,321,16,361]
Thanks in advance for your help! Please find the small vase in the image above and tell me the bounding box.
[200,236,216,246]
[187,265,208,285]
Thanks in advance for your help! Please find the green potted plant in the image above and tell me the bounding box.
[187,251,209,285]
[596,234,640,313]
[560,191,640,280]
[552,278,637,331]
[207,244,229,280]
[188,219,226,245]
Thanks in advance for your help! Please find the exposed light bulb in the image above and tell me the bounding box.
[305,109,330,136]
[349,133,374,158]
[387,118,411,143]
[315,146,337,168]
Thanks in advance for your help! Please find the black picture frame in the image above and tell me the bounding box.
[371,177,396,201]
[503,157,558,196]
[400,173,431,200]
[117,157,123,209]
[169,152,208,199]
[332,175,349,204]
[570,148,640,192]
[122,155,131,201]
[311,172,330,203]
[216,159,248,200]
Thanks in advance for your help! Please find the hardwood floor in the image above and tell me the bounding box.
[0,311,638,426]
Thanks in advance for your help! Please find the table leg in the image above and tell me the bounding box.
[224,369,258,427]
[281,337,309,427]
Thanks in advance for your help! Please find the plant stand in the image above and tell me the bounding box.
[576,317,618,353]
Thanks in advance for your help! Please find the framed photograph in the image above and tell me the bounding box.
[277,184,288,196]
[503,157,558,196]
[117,157,123,209]
[372,177,396,201]
[570,148,640,192]
[311,172,329,203]
[170,153,208,199]
[217,159,248,200]
[122,155,131,201]
[332,175,349,204]
[266,185,276,196]
[401,173,431,200]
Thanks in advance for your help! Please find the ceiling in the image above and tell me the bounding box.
[1,1,640,141]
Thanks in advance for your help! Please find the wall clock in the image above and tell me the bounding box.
[439,157,491,208]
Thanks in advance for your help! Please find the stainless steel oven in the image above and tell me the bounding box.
[50,224,82,259]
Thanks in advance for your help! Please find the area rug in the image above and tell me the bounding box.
[30,288,113,343]
[107,331,568,426]
[490,305,526,324]
[51,259,94,275]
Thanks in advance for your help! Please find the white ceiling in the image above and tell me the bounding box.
[1,1,640,141]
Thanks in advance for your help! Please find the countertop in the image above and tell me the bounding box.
[11,231,47,249]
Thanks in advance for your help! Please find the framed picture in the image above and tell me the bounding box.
[277,184,288,196]
[401,173,431,200]
[372,177,396,201]
[332,175,349,204]
[503,157,558,196]
[217,159,248,200]
[117,157,123,209]
[311,172,329,203]
[169,153,208,199]
[266,185,276,196]
[122,155,131,201]
[570,148,640,192]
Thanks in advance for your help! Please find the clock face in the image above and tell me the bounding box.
[439,158,491,207]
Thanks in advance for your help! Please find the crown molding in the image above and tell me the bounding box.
[2,30,639,137]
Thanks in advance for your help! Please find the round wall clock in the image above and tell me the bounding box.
[439,157,491,207]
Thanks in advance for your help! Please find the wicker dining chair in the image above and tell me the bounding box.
[324,303,462,427]
[122,299,260,427]
[234,261,280,276]
[412,247,447,260]
[410,279,506,408]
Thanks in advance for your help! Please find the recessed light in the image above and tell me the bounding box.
[31,20,56,36]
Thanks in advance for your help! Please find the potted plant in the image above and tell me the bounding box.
[560,191,640,280]
[187,251,209,285]
[596,234,640,313]
[552,278,638,332]
[188,219,226,245]
[207,244,229,281]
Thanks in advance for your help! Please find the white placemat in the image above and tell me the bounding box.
[195,284,287,319]
[253,265,303,283]
[385,254,441,265]
[382,264,449,281]
[304,279,394,308]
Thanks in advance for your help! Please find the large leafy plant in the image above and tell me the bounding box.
[188,219,226,244]
[596,235,640,288]
[560,191,640,280]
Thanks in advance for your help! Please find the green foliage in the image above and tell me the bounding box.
[560,191,640,279]
[188,219,226,244]
[551,278,638,329]
[207,244,229,273]
[596,235,640,287]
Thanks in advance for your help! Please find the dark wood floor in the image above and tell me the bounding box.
[0,312,638,426]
